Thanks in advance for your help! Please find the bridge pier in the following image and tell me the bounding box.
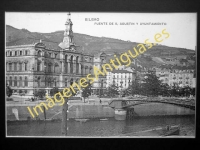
[114,109,127,121]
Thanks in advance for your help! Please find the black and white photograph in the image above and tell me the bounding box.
[5,12,196,137]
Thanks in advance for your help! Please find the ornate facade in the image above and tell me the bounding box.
[6,13,106,96]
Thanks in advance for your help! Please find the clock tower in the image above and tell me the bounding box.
[59,12,76,51]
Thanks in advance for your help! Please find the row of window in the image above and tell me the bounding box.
[7,62,28,71]
[38,51,94,63]
[112,82,130,87]
[7,76,28,87]
[38,51,58,59]
[113,80,131,83]
[112,74,132,78]
[6,50,29,57]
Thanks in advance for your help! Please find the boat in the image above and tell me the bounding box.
[163,125,180,136]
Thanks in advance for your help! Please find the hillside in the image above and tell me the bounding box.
[6,25,195,68]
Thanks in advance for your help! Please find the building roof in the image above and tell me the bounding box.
[111,70,133,73]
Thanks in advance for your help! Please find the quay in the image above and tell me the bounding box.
[6,96,195,121]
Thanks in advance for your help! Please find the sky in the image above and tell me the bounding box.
[5,12,197,50]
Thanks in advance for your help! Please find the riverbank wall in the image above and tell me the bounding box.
[6,102,195,121]
[7,104,114,121]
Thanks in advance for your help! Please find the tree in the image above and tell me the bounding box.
[106,84,119,98]
[141,71,162,96]
[181,86,192,97]
[170,83,179,97]
[126,76,141,96]
[159,83,170,96]
[6,84,13,97]
[34,89,46,99]
[81,82,92,103]
[50,87,59,97]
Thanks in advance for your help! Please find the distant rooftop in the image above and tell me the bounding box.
[111,70,133,73]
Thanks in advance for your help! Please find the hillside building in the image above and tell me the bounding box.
[155,65,195,88]
[106,65,136,90]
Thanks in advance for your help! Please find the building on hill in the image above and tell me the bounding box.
[106,66,136,90]
[6,13,106,97]
[155,65,195,88]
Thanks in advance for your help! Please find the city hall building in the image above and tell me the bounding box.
[6,13,107,96]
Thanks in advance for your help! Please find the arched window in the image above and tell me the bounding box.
[44,62,47,72]
[65,55,68,62]
[54,63,59,73]
[48,78,51,87]
[38,51,42,57]
[89,66,92,74]
[65,79,68,87]
[9,63,12,71]
[9,77,12,86]
[76,56,79,74]
[45,52,49,58]
[81,65,84,74]
[70,56,73,73]
[25,50,28,55]
[37,62,41,71]
[45,77,47,87]
[19,77,22,87]
[10,51,12,56]
[15,51,17,56]
[14,62,17,71]
[19,63,22,71]
[14,77,17,86]
[25,63,27,71]
[48,63,51,72]
[24,77,28,86]
[65,55,68,73]
[38,77,41,87]
[65,62,68,73]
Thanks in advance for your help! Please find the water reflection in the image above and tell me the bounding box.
[7,115,195,137]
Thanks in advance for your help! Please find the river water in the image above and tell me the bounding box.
[7,115,195,137]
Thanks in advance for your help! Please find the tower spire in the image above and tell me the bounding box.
[59,12,76,50]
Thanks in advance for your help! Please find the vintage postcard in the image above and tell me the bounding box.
[5,12,196,137]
